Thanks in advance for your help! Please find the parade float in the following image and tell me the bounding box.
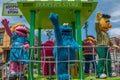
[2,0,99,80]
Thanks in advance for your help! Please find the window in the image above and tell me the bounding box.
[0,32,4,44]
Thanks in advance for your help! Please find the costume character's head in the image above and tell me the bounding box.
[11,23,29,37]
[84,35,96,44]
[60,23,79,52]
[60,23,72,40]
[43,40,54,46]
[41,40,54,56]
[83,35,97,55]
[96,12,112,31]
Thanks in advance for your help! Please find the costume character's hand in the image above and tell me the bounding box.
[1,18,9,27]
[23,43,30,50]
[1,19,12,36]
[49,13,59,26]
[113,45,119,49]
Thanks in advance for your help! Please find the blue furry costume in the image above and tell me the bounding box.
[49,13,79,80]
[10,32,29,64]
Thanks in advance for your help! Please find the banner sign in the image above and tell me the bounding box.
[2,3,22,16]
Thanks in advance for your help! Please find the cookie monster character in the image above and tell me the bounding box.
[1,19,29,80]
[95,12,116,78]
[41,40,55,75]
[49,13,79,80]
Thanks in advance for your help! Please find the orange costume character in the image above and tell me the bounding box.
[83,35,97,73]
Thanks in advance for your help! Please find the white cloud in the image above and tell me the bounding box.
[111,10,120,18]
[111,19,120,23]
[110,4,120,23]
[109,28,120,37]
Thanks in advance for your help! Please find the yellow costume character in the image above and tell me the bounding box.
[95,12,116,78]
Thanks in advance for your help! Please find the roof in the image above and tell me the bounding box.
[17,1,97,29]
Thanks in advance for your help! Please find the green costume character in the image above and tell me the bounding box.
[95,12,116,78]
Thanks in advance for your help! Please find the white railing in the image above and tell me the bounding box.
[0,46,120,80]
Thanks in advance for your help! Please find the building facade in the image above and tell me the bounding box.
[0,28,11,64]
[110,36,120,53]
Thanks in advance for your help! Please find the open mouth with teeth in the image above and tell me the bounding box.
[62,30,71,36]
[15,27,28,36]
[62,30,71,33]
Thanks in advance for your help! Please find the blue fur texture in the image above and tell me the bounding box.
[49,13,79,80]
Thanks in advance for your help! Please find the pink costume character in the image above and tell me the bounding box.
[1,19,29,80]
[41,40,55,75]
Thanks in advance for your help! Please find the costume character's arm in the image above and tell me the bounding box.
[23,43,29,50]
[22,37,30,50]
[49,13,63,46]
[72,39,79,52]
[1,19,13,36]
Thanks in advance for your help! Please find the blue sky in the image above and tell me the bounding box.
[0,0,120,42]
